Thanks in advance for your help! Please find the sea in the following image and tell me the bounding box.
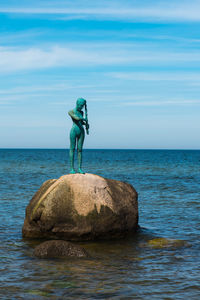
[0,149,200,299]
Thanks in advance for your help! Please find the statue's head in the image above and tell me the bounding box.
[76,98,86,111]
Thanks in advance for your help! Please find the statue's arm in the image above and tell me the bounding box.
[80,111,86,124]
[68,110,83,121]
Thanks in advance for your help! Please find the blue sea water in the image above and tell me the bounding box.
[0,149,200,299]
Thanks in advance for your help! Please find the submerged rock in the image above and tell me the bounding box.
[22,173,138,241]
[147,238,187,249]
[34,240,88,258]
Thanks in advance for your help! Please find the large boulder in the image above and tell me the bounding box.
[22,173,138,241]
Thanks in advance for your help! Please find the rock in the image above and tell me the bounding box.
[34,240,89,258]
[147,238,187,249]
[22,173,138,241]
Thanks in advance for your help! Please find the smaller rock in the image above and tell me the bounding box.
[34,240,89,258]
[147,238,187,249]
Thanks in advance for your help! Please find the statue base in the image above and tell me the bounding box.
[22,173,138,241]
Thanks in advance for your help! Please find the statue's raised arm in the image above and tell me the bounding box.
[68,98,89,174]
[68,109,84,121]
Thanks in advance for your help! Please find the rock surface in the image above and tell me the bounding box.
[147,238,187,249]
[22,173,138,241]
[34,240,89,258]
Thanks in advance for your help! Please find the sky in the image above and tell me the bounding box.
[0,0,200,149]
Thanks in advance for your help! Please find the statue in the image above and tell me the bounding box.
[68,98,89,174]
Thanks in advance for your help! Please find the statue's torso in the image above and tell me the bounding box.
[71,109,84,135]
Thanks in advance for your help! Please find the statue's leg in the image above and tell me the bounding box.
[69,128,76,174]
[77,131,85,174]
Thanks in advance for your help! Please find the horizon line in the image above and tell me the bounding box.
[0,148,199,151]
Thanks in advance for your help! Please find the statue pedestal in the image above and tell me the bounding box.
[22,173,138,241]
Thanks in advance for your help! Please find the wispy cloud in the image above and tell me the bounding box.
[0,45,131,72]
[120,99,200,106]
[0,82,99,106]
[0,82,96,95]
[1,0,200,22]
[1,43,200,73]
[109,72,200,81]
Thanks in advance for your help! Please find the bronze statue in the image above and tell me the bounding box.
[68,98,89,174]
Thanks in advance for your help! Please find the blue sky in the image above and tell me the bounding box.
[0,0,200,149]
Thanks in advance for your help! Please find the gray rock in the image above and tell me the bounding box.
[22,173,138,241]
[34,240,88,258]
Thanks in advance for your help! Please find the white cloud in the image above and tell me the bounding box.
[0,82,96,95]
[110,72,200,81]
[0,45,132,72]
[1,0,200,22]
[0,82,99,106]
[120,99,200,106]
[1,44,200,73]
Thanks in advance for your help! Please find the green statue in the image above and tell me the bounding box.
[68,98,89,174]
